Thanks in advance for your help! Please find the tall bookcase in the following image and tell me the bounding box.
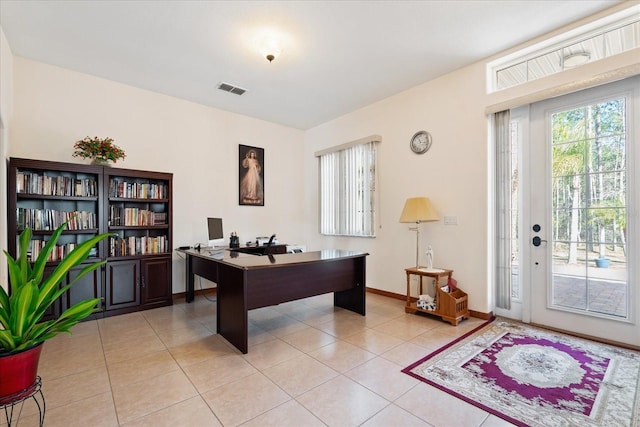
[8,157,173,320]
[104,167,172,313]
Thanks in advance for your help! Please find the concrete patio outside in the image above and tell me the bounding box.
[512,262,628,318]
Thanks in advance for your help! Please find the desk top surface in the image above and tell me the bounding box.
[176,248,368,269]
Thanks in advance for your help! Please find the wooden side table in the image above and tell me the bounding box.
[405,267,469,326]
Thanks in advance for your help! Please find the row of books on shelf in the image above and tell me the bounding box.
[17,172,97,197]
[24,234,168,261]
[109,235,168,257]
[108,207,167,226]
[17,208,97,231]
[27,240,98,262]
[109,180,167,199]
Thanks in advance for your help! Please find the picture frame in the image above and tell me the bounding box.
[239,144,264,206]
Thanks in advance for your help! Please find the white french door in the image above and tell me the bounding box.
[526,77,639,346]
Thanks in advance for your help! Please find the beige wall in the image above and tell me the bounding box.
[0,27,13,292]
[2,2,637,310]
[302,6,639,314]
[9,58,306,293]
[303,63,492,311]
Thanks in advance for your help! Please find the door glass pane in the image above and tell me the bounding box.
[510,121,521,301]
[550,97,628,318]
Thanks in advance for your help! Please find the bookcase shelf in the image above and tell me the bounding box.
[109,197,170,203]
[18,194,99,201]
[109,225,169,230]
[26,229,100,235]
[8,157,173,320]
[106,252,172,260]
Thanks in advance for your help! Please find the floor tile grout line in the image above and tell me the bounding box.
[22,294,490,426]
[239,309,408,425]
[98,317,121,427]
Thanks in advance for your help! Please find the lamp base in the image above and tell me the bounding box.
[413,222,421,268]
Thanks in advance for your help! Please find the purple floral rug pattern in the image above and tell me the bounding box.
[402,319,640,427]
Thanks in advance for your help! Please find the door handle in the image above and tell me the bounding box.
[532,236,547,246]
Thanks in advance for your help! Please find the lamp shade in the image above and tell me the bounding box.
[399,197,439,223]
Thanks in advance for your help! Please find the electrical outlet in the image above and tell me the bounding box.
[444,216,458,225]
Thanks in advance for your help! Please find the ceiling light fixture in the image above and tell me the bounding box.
[563,51,591,68]
[259,37,281,63]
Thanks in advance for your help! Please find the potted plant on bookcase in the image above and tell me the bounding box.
[0,222,110,403]
[72,136,126,165]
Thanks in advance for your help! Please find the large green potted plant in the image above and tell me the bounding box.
[0,222,110,402]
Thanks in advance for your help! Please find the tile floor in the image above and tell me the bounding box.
[3,292,514,427]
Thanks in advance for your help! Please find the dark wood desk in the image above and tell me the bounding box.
[176,248,368,353]
[229,244,287,255]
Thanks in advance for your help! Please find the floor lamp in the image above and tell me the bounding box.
[399,197,439,268]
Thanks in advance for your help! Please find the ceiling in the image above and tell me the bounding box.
[0,1,623,130]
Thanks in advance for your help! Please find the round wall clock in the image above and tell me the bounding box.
[410,131,432,154]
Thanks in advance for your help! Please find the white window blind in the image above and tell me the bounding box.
[494,110,512,310]
[318,137,379,237]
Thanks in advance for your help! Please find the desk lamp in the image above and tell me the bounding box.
[399,197,439,268]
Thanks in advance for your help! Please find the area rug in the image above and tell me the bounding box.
[402,318,640,426]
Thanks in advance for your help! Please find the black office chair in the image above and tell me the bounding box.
[261,234,276,255]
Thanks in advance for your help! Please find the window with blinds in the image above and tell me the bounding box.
[318,137,379,237]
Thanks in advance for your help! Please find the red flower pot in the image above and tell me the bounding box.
[0,343,43,404]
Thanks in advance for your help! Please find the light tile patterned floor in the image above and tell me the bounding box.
[4,293,513,427]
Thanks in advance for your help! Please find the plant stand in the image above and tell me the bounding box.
[1,376,45,427]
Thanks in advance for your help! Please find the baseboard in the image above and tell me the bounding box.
[366,287,405,301]
[469,310,493,320]
[171,287,630,348]
[366,287,632,346]
[173,288,217,300]
[173,286,494,320]
[366,287,493,320]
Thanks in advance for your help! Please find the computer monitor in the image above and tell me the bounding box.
[207,217,225,247]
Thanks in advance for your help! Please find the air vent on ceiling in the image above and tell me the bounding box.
[217,82,247,96]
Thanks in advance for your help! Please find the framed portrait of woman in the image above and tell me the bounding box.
[239,144,264,206]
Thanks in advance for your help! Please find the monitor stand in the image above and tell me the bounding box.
[208,239,225,248]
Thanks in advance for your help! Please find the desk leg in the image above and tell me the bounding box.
[217,265,249,354]
[185,254,194,303]
[334,256,366,315]
[334,286,365,315]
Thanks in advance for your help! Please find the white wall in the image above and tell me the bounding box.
[304,63,491,311]
[3,2,637,312]
[0,26,13,293]
[302,9,639,314]
[10,57,305,293]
